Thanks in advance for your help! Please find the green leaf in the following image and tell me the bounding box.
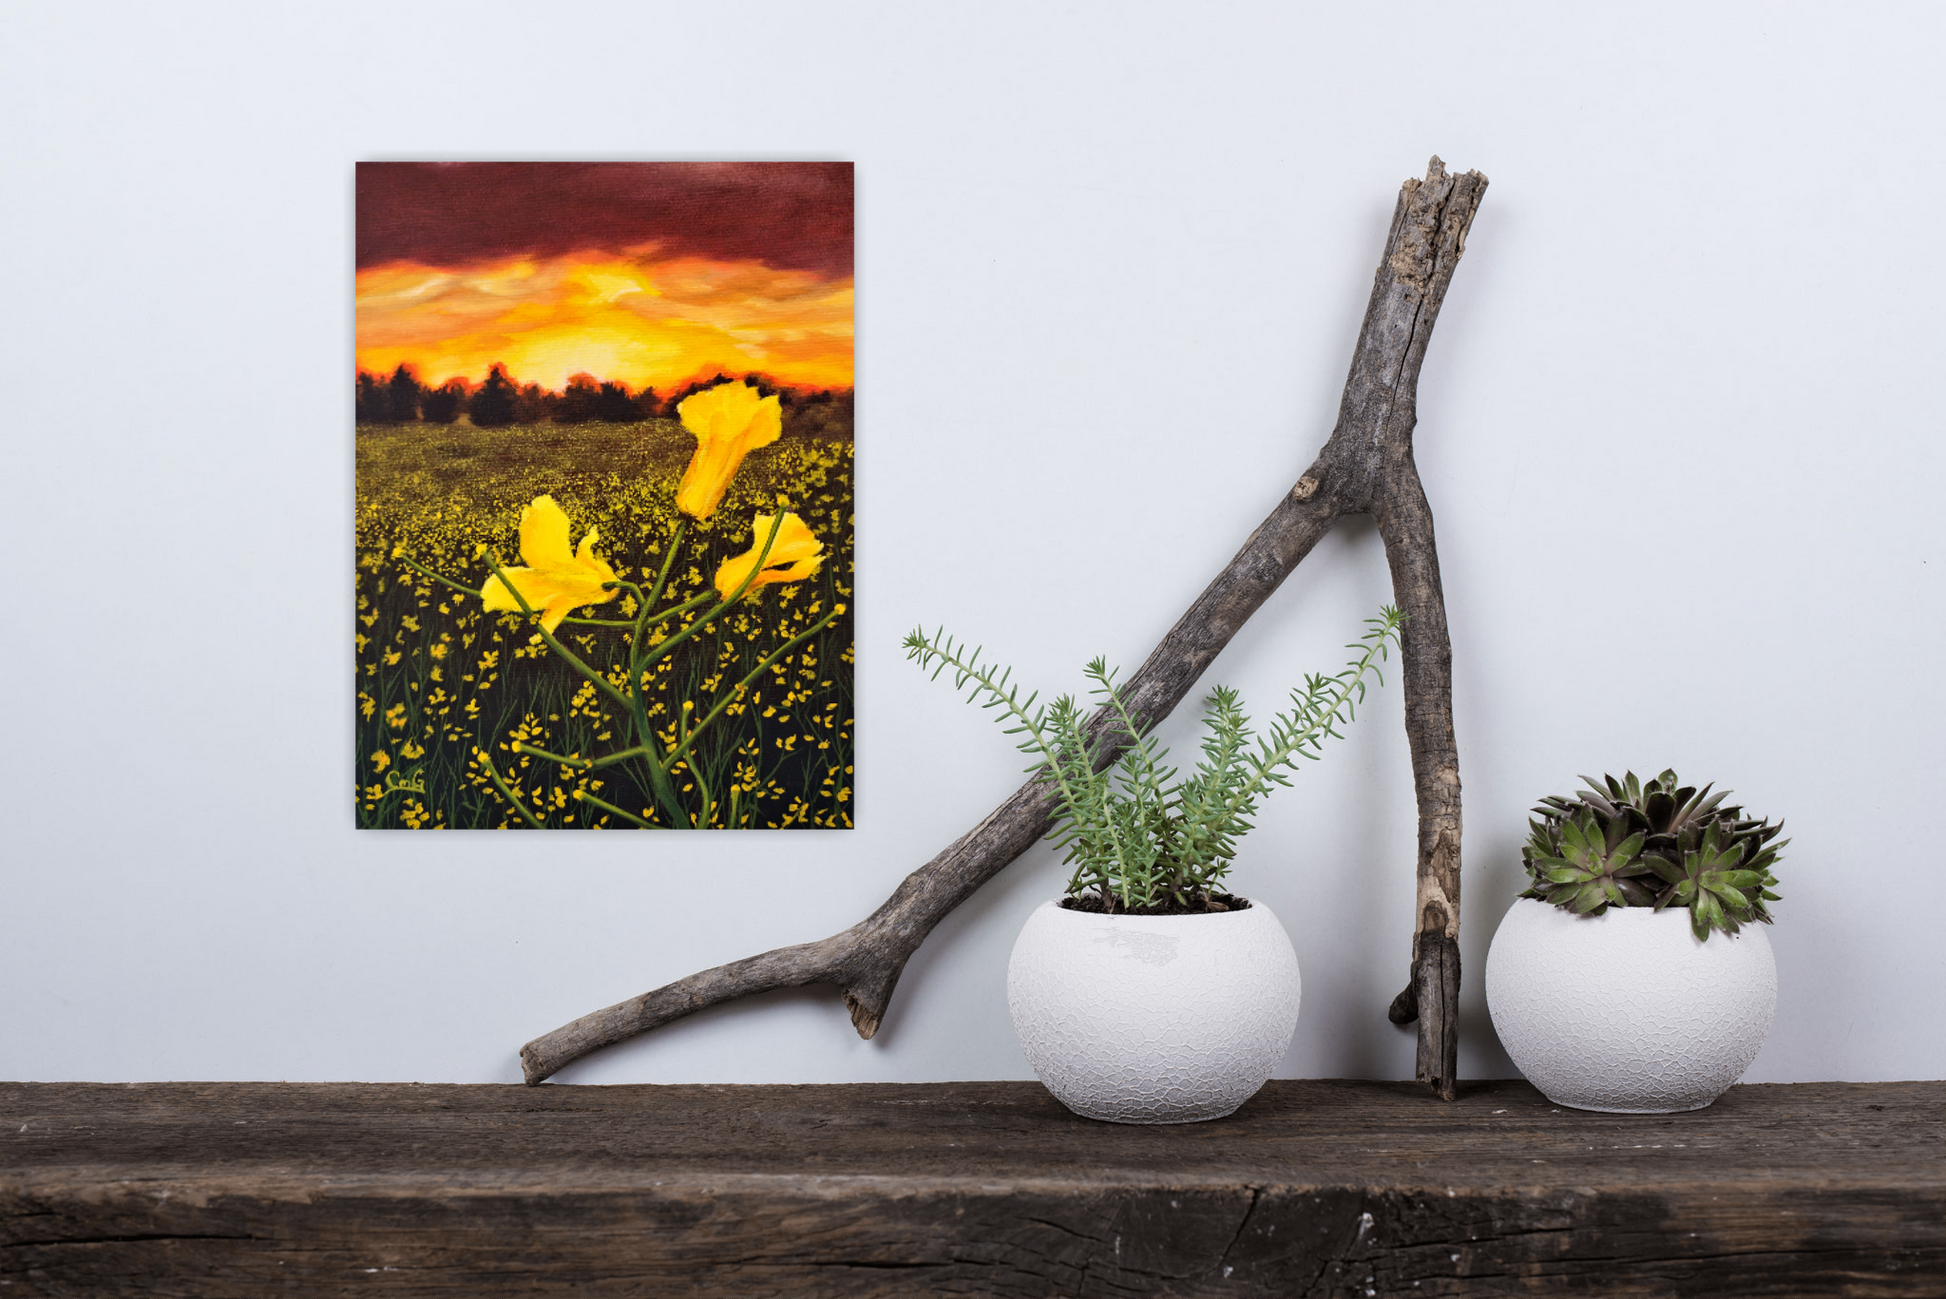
[1525,770,1785,935]
[1643,789,1676,833]
[1690,906,1713,942]
[1704,882,1749,910]
[1616,877,1658,906]
[1645,855,1686,886]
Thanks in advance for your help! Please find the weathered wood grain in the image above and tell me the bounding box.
[520,158,1488,1094]
[1337,162,1482,1099]
[5,1080,1941,1296]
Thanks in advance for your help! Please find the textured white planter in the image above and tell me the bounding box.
[1006,898,1301,1124]
[1485,897,1778,1113]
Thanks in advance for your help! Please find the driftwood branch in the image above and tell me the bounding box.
[522,158,1486,1095]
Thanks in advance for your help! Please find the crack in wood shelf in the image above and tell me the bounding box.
[4,1079,1941,1296]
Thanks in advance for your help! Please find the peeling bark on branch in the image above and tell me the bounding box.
[521,158,1486,1094]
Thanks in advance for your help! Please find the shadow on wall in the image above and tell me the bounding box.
[1337,651,1414,1082]
[1462,824,1533,1079]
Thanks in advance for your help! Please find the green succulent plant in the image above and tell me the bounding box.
[1520,769,1786,941]
[905,608,1405,913]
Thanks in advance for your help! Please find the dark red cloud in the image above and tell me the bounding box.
[356,162,852,276]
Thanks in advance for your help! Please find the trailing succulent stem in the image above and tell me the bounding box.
[1521,769,1786,941]
[904,607,1405,912]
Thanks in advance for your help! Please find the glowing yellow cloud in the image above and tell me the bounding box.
[355,248,853,392]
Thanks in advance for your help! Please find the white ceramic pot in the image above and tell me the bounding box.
[1006,897,1301,1124]
[1485,897,1778,1113]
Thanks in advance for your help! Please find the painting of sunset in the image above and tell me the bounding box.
[356,162,854,830]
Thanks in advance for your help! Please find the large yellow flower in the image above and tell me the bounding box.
[675,380,782,520]
[714,512,823,601]
[480,495,619,632]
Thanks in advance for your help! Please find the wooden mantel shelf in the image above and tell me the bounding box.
[3,1079,1941,1297]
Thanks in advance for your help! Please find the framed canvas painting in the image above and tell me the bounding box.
[354,162,854,829]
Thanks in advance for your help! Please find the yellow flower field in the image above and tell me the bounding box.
[355,412,854,829]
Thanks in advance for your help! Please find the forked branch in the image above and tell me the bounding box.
[522,158,1486,1095]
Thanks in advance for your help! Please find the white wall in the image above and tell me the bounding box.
[3,1,1940,1087]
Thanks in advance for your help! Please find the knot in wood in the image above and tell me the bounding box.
[1292,476,1320,502]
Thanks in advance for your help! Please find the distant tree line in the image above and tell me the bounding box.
[355,363,852,435]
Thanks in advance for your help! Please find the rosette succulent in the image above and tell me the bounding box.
[1520,769,1785,941]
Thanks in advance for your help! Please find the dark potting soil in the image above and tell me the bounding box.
[1058,892,1251,916]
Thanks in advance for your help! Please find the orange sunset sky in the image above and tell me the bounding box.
[356,163,853,393]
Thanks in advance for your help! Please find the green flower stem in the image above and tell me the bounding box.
[510,741,592,770]
[469,547,690,828]
[629,520,691,683]
[638,518,689,629]
[631,728,682,821]
[603,591,718,676]
[660,605,843,775]
[475,746,542,829]
[598,572,683,826]
[620,661,686,829]
[393,553,482,600]
[586,746,653,770]
[637,753,689,828]
[391,554,642,628]
[431,506,818,832]
[574,789,654,829]
[608,578,651,607]
[633,511,787,676]
[694,768,713,832]
[613,514,754,833]
[606,576,654,683]
[594,571,691,830]
[621,528,697,827]
[637,591,715,633]
[612,583,715,634]
[615,591,714,635]
[481,550,634,715]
